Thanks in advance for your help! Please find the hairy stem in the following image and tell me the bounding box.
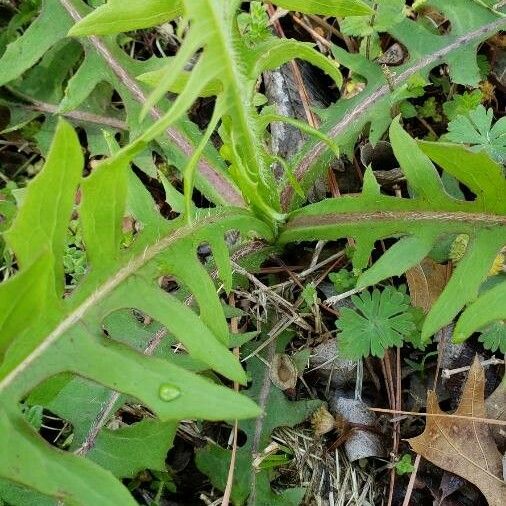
[59,0,245,207]
[286,210,506,230]
[282,17,506,209]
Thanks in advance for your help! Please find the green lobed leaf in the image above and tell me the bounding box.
[283,0,505,210]
[87,419,178,478]
[337,286,417,359]
[418,139,506,214]
[80,156,128,273]
[442,105,506,164]
[0,120,272,504]
[443,89,484,120]
[478,321,506,354]
[0,479,54,506]
[279,119,506,342]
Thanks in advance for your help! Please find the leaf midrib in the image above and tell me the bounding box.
[207,1,261,176]
[0,212,234,392]
[282,16,506,209]
[285,210,506,231]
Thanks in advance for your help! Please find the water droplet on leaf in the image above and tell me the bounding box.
[159,383,181,401]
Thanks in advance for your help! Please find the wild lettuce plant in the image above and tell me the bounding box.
[0,0,504,504]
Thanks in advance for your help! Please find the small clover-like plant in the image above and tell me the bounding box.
[301,282,318,308]
[478,321,506,354]
[442,105,506,164]
[336,286,419,359]
[329,268,358,293]
[395,454,415,476]
[442,90,484,120]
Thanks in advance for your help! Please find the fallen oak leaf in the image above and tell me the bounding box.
[408,357,506,506]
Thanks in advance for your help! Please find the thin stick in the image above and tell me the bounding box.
[442,356,504,379]
[433,324,451,389]
[290,14,332,49]
[268,6,342,198]
[324,286,366,306]
[5,89,127,130]
[231,261,311,330]
[401,453,421,506]
[370,407,506,426]
[386,348,402,506]
[306,14,345,41]
[268,6,321,126]
[75,327,167,456]
[222,295,240,506]
[380,357,393,409]
[382,352,396,505]
[268,250,346,291]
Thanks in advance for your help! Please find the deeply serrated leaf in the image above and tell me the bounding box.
[280,120,506,342]
[0,121,271,504]
[337,287,416,359]
[284,0,506,209]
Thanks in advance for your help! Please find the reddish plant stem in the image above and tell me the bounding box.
[281,17,506,209]
[59,0,244,207]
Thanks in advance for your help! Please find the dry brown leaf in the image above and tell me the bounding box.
[406,258,450,313]
[408,357,506,506]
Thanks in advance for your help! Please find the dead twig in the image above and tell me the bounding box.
[370,407,506,426]
[442,356,504,379]
[222,295,240,506]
